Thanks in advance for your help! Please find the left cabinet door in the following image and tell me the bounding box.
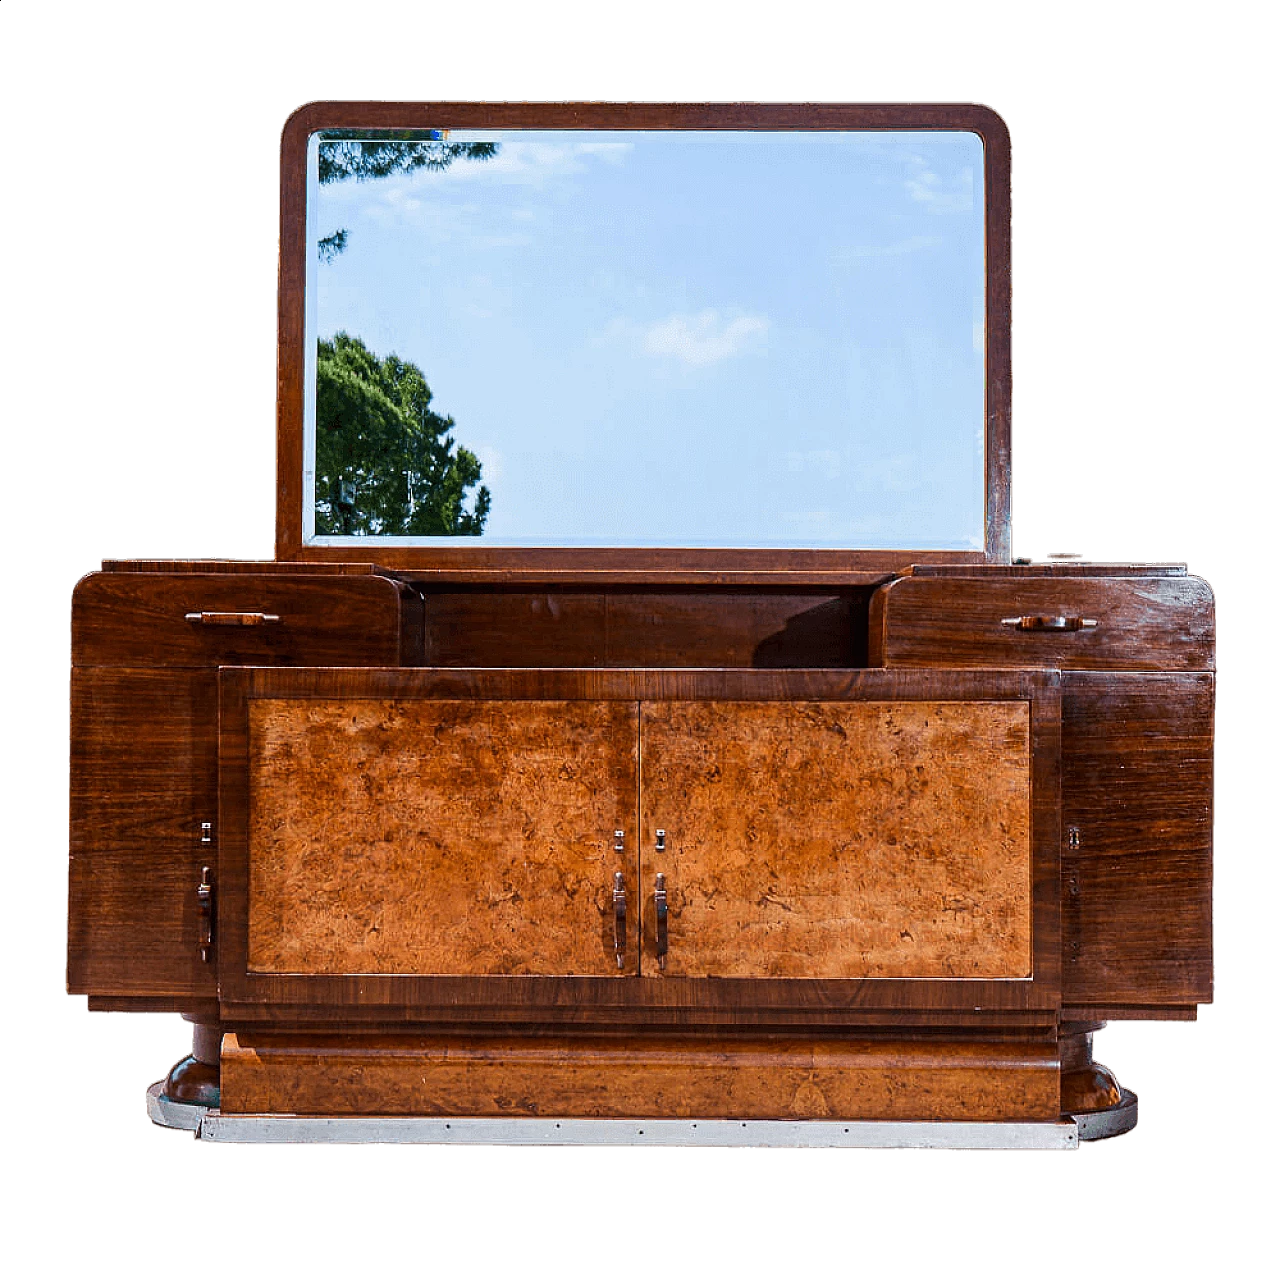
[220,674,640,992]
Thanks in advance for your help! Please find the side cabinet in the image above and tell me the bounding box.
[869,568,1214,1018]
[67,567,422,1003]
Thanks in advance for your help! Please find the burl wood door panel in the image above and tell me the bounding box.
[639,700,1033,979]
[246,699,638,977]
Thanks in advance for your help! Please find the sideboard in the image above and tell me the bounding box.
[69,556,1212,1140]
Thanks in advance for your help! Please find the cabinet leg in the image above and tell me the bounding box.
[1059,1018,1131,1131]
[164,1020,222,1106]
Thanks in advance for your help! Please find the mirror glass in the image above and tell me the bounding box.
[303,128,985,548]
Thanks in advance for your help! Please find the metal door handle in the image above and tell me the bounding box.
[654,873,669,971]
[612,871,627,970]
[1001,615,1098,632]
[185,611,282,626]
[197,866,214,963]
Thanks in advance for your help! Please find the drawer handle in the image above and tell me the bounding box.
[1001,615,1098,632]
[184,611,282,627]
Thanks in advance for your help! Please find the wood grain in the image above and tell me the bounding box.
[247,698,639,976]
[868,574,1214,671]
[1062,672,1213,1007]
[218,666,1061,1019]
[220,1031,1060,1121]
[73,571,418,667]
[424,590,867,668]
[639,700,1032,979]
[68,669,218,998]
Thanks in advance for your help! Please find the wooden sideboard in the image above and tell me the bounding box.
[68,557,1213,1137]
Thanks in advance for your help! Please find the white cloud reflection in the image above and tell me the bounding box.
[611,309,769,367]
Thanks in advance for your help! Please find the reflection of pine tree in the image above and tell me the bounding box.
[316,131,498,259]
[315,333,490,537]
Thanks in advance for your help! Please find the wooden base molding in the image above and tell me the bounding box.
[219,1032,1061,1122]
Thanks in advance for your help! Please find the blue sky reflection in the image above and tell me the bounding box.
[308,129,986,548]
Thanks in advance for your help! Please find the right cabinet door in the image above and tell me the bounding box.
[639,699,1036,980]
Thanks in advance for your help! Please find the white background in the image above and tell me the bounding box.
[2,2,1275,1275]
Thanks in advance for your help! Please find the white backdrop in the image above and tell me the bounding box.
[2,2,1274,1275]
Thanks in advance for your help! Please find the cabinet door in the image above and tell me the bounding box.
[68,569,419,1007]
[225,688,638,984]
[639,700,1035,980]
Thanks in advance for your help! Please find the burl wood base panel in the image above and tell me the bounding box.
[219,1033,1060,1121]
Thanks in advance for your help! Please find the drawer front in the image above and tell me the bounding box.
[72,572,414,667]
[870,575,1214,671]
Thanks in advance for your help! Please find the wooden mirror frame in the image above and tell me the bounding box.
[275,102,1011,578]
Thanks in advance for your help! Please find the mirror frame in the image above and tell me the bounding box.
[275,102,1011,577]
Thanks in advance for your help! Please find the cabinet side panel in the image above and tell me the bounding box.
[1062,673,1213,1007]
[68,669,218,997]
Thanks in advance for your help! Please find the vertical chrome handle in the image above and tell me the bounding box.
[197,866,214,963]
[612,871,627,970]
[654,873,669,971]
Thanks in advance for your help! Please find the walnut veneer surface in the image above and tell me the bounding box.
[220,1031,1060,1121]
[245,696,1031,981]
[248,699,638,976]
[639,700,1031,979]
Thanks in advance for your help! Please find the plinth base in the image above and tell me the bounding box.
[147,1080,1141,1152]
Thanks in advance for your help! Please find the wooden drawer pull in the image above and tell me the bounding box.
[184,611,282,626]
[1001,615,1098,632]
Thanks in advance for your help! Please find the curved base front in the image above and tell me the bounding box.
[146,1081,208,1131]
[1060,1022,1138,1141]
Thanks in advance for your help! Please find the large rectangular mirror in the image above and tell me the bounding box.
[277,105,1010,567]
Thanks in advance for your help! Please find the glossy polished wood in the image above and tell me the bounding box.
[68,668,218,998]
[73,571,420,667]
[247,698,639,976]
[1062,672,1214,1008]
[216,666,1062,1021]
[275,102,1011,569]
[67,570,419,1000]
[638,699,1033,978]
[869,573,1214,672]
[219,1031,1060,1121]
[424,590,870,669]
[869,567,1215,1017]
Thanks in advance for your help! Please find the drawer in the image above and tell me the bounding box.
[869,575,1214,671]
[72,572,418,667]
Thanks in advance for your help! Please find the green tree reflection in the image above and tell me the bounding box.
[315,333,490,537]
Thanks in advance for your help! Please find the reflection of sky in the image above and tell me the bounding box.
[311,130,985,548]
